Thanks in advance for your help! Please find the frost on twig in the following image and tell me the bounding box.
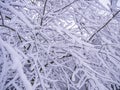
[0,0,120,90]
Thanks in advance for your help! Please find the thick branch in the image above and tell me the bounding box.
[88,10,120,42]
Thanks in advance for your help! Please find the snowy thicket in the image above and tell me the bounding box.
[0,0,120,90]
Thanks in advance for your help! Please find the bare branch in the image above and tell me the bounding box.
[54,0,78,13]
[40,0,48,26]
[88,10,120,42]
[0,12,4,25]
[0,24,15,31]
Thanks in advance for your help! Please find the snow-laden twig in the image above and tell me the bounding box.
[0,1,34,29]
[0,37,33,90]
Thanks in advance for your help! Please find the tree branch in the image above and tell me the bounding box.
[0,12,4,25]
[0,25,15,31]
[0,12,15,31]
[0,12,27,41]
[40,0,48,26]
[54,0,78,13]
[88,10,120,42]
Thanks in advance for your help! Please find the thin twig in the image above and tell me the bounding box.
[0,25,15,31]
[0,12,15,31]
[40,0,48,26]
[0,12,4,25]
[0,25,27,41]
[88,10,120,42]
[54,0,78,13]
[17,32,27,42]
[0,12,27,41]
